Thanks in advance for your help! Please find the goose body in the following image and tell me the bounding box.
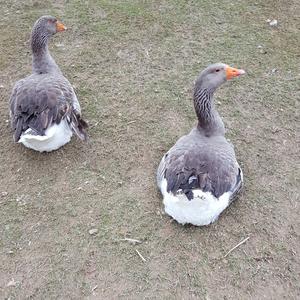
[9,16,87,152]
[157,63,245,226]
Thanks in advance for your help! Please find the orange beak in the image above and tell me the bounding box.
[56,21,67,32]
[226,66,246,80]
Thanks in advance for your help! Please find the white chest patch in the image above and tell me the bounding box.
[159,178,231,226]
[18,119,73,152]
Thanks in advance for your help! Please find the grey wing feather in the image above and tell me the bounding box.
[159,133,242,200]
[10,74,88,141]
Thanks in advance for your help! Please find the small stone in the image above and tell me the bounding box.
[7,278,17,287]
[269,19,278,27]
[1,191,8,197]
[89,228,98,235]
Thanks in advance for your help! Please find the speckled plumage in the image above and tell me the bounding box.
[157,128,242,200]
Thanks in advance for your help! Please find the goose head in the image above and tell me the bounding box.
[32,15,67,37]
[31,16,67,53]
[196,63,246,92]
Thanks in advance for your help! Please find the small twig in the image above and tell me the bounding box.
[92,285,98,292]
[224,237,250,258]
[127,120,137,125]
[135,249,146,262]
[119,238,142,244]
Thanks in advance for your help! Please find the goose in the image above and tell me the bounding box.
[157,63,246,226]
[9,16,88,152]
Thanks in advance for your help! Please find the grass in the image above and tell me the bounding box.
[0,0,299,299]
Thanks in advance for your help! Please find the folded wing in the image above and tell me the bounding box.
[10,74,87,142]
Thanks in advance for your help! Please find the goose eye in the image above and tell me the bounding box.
[215,69,220,73]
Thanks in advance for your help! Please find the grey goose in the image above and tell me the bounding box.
[157,63,245,226]
[9,16,88,152]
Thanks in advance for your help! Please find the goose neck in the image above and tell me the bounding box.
[193,87,225,136]
[31,30,60,74]
[193,87,215,123]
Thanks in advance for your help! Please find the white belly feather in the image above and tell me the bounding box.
[159,178,231,226]
[18,119,73,152]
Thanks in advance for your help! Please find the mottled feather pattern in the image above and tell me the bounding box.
[160,128,242,200]
[10,73,87,142]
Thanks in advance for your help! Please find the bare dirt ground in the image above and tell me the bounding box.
[0,0,299,299]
